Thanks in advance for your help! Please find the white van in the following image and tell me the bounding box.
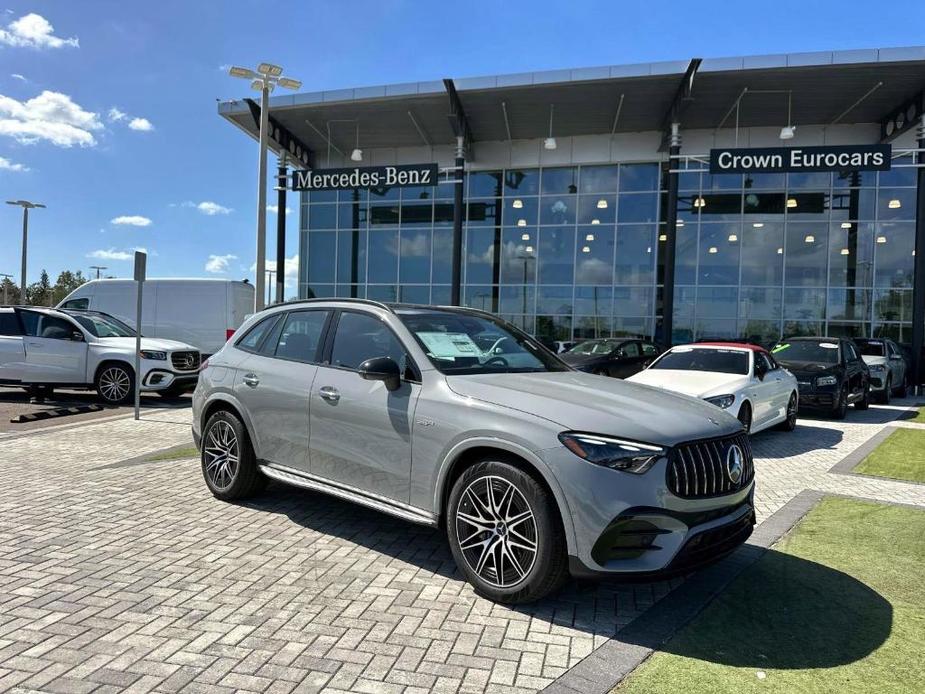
[58,279,255,357]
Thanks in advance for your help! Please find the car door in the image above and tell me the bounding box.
[640,342,661,371]
[17,310,88,384]
[758,351,790,424]
[233,310,330,473]
[0,311,27,382]
[611,341,642,378]
[842,341,865,399]
[748,352,777,427]
[887,341,905,390]
[309,310,421,503]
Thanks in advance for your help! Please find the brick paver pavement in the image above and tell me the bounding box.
[0,400,922,693]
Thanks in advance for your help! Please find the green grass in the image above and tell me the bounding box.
[854,429,925,483]
[142,445,199,462]
[615,497,925,694]
[904,406,925,424]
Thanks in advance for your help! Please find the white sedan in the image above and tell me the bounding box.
[627,342,799,434]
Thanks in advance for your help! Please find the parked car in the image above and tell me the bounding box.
[58,278,254,357]
[770,337,870,419]
[552,340,577,354]
[627,343,798,434]
[192,300,756,604]
[560,338,663,378]
[853,338,908,403]
[0,306,201,403]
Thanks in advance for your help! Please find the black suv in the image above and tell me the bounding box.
[771,337,870,419]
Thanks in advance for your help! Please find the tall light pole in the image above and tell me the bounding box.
[227,63,302,312]
[0,273,12,305]
[6,200,45,303]
[266,269,276,305]
[90,265,107,280]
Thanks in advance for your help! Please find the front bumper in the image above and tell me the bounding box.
[140,369,199,391]
[867,372,887,391]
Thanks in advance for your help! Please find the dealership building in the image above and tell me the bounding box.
[219,46,925,370]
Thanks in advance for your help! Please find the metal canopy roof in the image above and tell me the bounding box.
[218,47,925,158]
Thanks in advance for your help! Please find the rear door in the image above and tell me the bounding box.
[18,310,88,384]
[887,341,905,389]
[0,312,27,382]
[843,341,866,399]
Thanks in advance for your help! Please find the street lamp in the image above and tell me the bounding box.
[90,265,107,280]
[228,62,302,311]
[266,269,276,305]
[6,200,45,303]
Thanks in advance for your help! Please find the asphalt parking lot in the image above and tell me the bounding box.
[0,401,923,693]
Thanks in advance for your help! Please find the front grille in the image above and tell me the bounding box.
[171,351,201,371]
[667,432,753,499]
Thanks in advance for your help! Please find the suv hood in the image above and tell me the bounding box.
[861,355,887,367]
[626,369,747,398]
[776,359,838,378]
[444,371,742,447]
[91,337,198,352]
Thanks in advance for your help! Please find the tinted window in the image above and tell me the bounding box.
[61,298,89,310]
[845,342,860,362]
[641,342,659,356]
[651,348,749,375]
[772,340,839,364]
[620,342,640,358]
[755,352,773,373]
[569,339,620,355]
[0,312,21,336]
[71,313,135,337]
[236,315,281,353]
[330,312,406,370]
[274,311,328,362]
[855,340,885,357]
[22,312,76,340]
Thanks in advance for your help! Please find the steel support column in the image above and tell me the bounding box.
[275,155,287,304]
[661,123,681,346]
[451,136,465,306]
[912,116,925,388]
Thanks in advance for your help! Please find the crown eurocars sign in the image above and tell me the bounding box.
[291,163,439,191]
[709,145,891,174]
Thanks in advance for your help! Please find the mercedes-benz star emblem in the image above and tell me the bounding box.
[726,444,744,484]
[183,355,194,368]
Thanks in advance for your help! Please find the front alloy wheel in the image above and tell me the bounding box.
[96,364,133,405]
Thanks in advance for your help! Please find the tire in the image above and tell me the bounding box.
[833,387,848,419]
[95,362,134,405]
[201,409,266,501]
[895,377,908,399]
[737,401,752,433]
[855,383,871,410]
[877,378,891,405]
[777,392,798,431]
[447,459,567,604]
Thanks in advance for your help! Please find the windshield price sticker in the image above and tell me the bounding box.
[417,332,481,359]
[819,343,839,349]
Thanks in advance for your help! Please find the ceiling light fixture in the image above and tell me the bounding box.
[877,235,887,244]
[840,248,850,255]
[677,219,685,227]
[581,245,591,253]
[804,234,815,243]
[753,222,764,228]
[693,196,706,208]
[517,219,527,227]
[525,245,534,253]
[787,198,797,208]
[591,219,600,225]
[596,199,608,209]
[728,234,738,242]
[544,104,557,150]
[659,233,668,241]
[779,91,796,140]
[521,233,530,241]
[586,233,595,241]
[841,222,852,229]
[777,247,783,254]
[512,199,523,209]
[888,199,901,209]
[708,246,718,254]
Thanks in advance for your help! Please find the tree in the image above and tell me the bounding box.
[25,269,53,306]
[0,277,19,305]
[52,270,87,305]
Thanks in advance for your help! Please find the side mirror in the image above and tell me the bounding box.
[358,356,402,391]
[71,331,84,342]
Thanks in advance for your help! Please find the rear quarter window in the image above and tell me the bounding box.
[0,312,22,336]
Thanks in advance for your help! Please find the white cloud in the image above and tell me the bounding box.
[218,64,231,72]
[111,215,152,227]
[252,254,299,285]
[0,13,78,49]
[0,90,103,147]
[205,254,237,273]
[87,248,132,261]
[107,107,126,122]
[0,155,27,171]
[10,73,26,81]
[267,204,292,215]
[128,117,153,132]
[182,200,232,216]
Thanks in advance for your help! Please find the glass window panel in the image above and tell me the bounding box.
[336,229,366,284]
[435,179,455,201]
[672,286,696,320]
[541,167,578,194]
[830,188,876,221]
[741,222,784,285]
[614,316,653,339]
[617,193,658,223]
[335,284,363,298]
[827,289,871,321]
[697,287,738,318]
[743,173,785,190]
[308,204,337,229]
[787,171,831,189]
[694,318,738,340]
[834,170,876,188]
[679,168,701,192]
[432,228,453,281]
[366,284,397,302]
[697,193,741,221]
[400,201,434,227]
[702,173,742,191]
[369,185,400,201]
[698,223,740,285]
[615,225,656,285]
[300,202,308,230]
[873,288,912,322]
[579,165,620,193]
[367,229,398,283]
[536,286,573,315]
[878,158,917,187]
[783,321,825,338]
[307,189,337,203]
[463,285,495,311]
[307,232,336,283]
[577,195,616,225]
[827,322,870,339]
[338,188,368,202]
[467,199,501,226]
[401,185,435,201]
[783,288,826,320]
[614,286,654,317]
[501,197,538,226]
[468,171,502,197]
[828,222,873,287]
[305,284,334,299]
[535,315,572,340]
[666,222,696,285]
[499,285,535,314]
[574,286,612,315]
[874,222,915,288]
[619,163,659,192]
[368,203,400,227]
[398,285,430,304]
[574,316,612,340]
[872,322,912,343]
[669,315,694,344]
[738,319,781,347]
[337,201,366,229]
[877,188,916,220]
[504,169,540,195]
[739,287,782,321]
[742,192,785,216]
[784,224,828,286]
[537,227,575,284]
[677,192,704,221]
[785,192,829,219]
[575,227,614,285]
[540,195,576,225]
[499,228,537,284]
[465,227,497,285]
[399,229,431,283]
[434,202,455,225]
[430,285,451,305]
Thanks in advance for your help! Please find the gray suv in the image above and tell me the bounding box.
[192,300,755,603]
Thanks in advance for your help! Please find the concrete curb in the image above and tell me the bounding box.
[543,489,824,694]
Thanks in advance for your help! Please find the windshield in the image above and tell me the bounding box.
[568,339,621,356]
[854,340,884,357]
[772,340,839,364]
[650,347,749,375]
[71,313,136,338]
[397,311,568,375]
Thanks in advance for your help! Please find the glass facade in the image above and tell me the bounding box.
[300,155,919,346]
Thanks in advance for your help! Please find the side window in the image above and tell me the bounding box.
[0,312,22,336]
[236,314,281,354]
[329,312,408,371]
[23,312,76,340]
[273,311,329,362]
[61,298,89,310]
[766,352,780,370]
[756,352,773,373]
[641,342,659,356]
[846,342,859,362]
[620,342,641,358]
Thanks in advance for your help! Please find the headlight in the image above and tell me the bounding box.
[868,364,885,372]
[558,432,666,474]
[705,394,736,409]
[140,350,167,361]
[816,375,838,387]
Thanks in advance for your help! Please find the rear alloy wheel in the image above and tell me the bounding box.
[201,410,265,501]
[95,363,134,405]
[447,460,567,604]
[778,393,798,431]
[833,387,849,419]
[737,401,752,433]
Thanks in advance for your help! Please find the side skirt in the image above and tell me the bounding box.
[258,461,438,527]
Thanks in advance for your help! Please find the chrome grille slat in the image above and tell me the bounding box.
[667,433,754,499]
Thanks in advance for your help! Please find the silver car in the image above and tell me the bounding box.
[192,300,755,603]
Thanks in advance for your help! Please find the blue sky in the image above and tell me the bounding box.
[2,0,924,291]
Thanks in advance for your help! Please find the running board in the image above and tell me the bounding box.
[258,462,438,527]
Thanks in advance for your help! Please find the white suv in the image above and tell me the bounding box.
[0,306,202,404]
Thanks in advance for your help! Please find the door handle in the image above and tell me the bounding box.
[319,386,340,403]
[242,373,260,388]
